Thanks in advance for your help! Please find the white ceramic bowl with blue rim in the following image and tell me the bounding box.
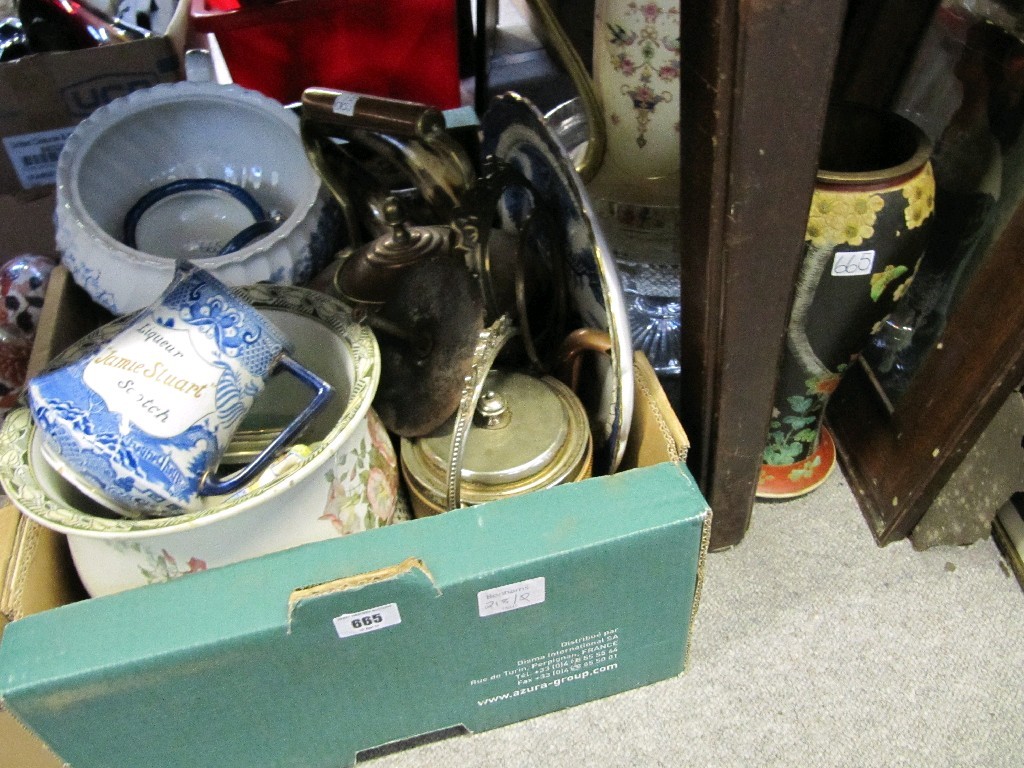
[55,81,340,316]
[0,285,408,597]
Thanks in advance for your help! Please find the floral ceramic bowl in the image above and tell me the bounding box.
[55,81,340,315]
[0,284,407,597]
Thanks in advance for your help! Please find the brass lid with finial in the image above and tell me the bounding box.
[333,196,451,307]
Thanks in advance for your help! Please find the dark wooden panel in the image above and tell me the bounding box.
[678,0,849,549]
[830,0,938,108]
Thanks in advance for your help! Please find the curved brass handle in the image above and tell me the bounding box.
[520,0,606,183]
[300,89,476,244]
[300,121,368,248]
[555,327,612,393]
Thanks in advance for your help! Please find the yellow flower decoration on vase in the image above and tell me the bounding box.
[901,163,936,230]
[806,189,885,248]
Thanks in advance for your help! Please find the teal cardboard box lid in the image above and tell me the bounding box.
[0,458,709,768]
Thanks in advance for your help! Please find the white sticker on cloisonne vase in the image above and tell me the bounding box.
[831,250,876,277]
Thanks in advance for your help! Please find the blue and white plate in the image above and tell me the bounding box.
[481,92,634,475]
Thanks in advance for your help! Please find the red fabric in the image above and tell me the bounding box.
[190,0,461,108]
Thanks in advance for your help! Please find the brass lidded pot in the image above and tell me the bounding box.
[400,367,592,517]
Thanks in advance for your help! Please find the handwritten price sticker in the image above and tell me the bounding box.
[478,577,546,618]
[831,250,875,277]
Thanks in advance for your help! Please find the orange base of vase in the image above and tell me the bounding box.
[756,427,837,500]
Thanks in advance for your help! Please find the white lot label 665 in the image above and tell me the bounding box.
[333,603,402,639]
[831,250,876,277]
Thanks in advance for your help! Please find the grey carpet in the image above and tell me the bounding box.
[367,469,1024,767]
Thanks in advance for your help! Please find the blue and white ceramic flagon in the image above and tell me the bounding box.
[27,261,332,518]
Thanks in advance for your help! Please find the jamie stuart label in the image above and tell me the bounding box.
[82,321,223,438]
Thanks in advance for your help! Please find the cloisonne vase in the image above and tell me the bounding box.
[757,103,936,499]
[588,0,681,383]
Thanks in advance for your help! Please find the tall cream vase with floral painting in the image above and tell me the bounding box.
[590,1,680,201]
[587,1,682,380]
[757,103,935,499]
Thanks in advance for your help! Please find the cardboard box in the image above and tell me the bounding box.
[0,505,79,768]
[0,6,186,267]
[0,269,710,768]
[0,38,182,196]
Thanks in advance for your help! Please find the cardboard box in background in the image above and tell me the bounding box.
[0,3,188,265]
[0,37,182,196]
[0,268,711,768]
[0,190,59,261]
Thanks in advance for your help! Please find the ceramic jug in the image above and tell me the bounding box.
[28,261,332,517]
